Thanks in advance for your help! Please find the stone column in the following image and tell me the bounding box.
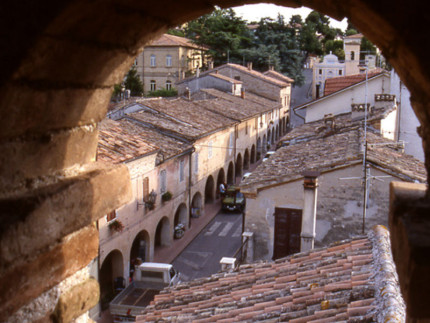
[242,231,254,263]
[301,171,319,252]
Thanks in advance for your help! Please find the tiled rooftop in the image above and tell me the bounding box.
[263,69,294,83]
[324,69,384,96]
[208,73,243,84]
[97,118,192,164]
[218,63,290,88]
[241,115,426,190]
[197,88,280,121]
[97,119,159,164]
[137,226,405,322]
[146,33,202,49]
[128,98,237,140]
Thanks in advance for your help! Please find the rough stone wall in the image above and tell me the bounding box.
[245,164,406,260]
[1,0,430,321]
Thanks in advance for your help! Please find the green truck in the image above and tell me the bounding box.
[222,186,246,212]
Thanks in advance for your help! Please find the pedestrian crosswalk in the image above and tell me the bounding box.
[204,218,242,237]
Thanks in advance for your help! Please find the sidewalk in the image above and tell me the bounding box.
[154,201,221,263]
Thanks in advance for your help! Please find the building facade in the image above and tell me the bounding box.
[135,34,208,94]
[241,120,425,261]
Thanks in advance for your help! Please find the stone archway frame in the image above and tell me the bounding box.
[2,1,430,321]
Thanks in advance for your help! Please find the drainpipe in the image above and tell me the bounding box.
[188,148,194,229]
[301,171,319,252]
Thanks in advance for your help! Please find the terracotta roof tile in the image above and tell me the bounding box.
[241,113,426,191]
[324,69,384,96]
[97,119,159,164]
[147,33,202,50]
[263,69,295,83]
[136,226,405,322]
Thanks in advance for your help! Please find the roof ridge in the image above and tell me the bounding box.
[368,225,406,322]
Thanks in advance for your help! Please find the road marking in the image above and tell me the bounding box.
[232,224,242,237]
[219,222,234,237]
[204,221,222,236]
[177,257,201,270]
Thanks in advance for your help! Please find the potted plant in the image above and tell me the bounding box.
[145,200,155,210]
[161,191,172,202]
[108,219,124,233]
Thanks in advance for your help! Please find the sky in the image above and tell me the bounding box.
[232,4,348,30]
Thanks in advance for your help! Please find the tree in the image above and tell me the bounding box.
[124,67,143,96]
[185,8,253,67]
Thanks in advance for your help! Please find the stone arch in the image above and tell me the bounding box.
[275,125,279,141]
[204,175,215,203]
[285,116,290,133]
[244,148,250,170]
[100,249,124,307]
[130,230,150,265]
[250,144,256,164]
[263,134,267,153]
[216,168,225,198]
[174,203,188,228]
[236,153,243,181]
[191,191,203,218]
[227,161,235,185]
[3,1,430,321]
[267,129,272,147]
[155,216,170,247]
[257,137,262,161]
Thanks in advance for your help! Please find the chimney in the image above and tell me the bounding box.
[323,113,335,130]
[220,257,236,272]
[241,87,245,99]
[209,61,214,70]
[301,171,319,252]
[269,65,274,71]
[196,67,200,78]
[185,87,191,100]
[247,62,253,70]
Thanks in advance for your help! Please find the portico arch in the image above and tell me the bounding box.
[155,217,170,247]
[204,175,215,203]
[100,250,124,308]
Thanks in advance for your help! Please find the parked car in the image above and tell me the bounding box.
[222,186,246,212]
[242,172,252,181]
[263,151,276,162]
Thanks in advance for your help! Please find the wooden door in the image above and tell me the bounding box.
[273,207,302,260]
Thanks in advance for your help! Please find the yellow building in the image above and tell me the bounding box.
[135,34,208,94]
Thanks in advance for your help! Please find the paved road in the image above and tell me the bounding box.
[172,210,243,281]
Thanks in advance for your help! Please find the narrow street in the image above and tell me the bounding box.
[172,209,243,281]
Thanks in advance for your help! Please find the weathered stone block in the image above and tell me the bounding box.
[0,84,111,140]
[0,225,98,321]
[0,125,99,193]
[0,162,131,271]
[53,278,99,323]
[389,181,430,319]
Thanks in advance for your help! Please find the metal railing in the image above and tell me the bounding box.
[232,236,249,268]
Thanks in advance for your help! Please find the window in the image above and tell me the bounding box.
[208,141,213,159]
[165,80,172,90]
[194,152,199,174]
[143,177,149,201]
[179,159,185,182]
[160,169,166,193]
[133,58,138,66]
[234,76,240,81]
[150,80,156,92]
[319,69,322,75]
[106,210,116,222]
[351,51,355,61]
[339,69,343,76]
[166,54,172,67]
[150,54,156,67]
